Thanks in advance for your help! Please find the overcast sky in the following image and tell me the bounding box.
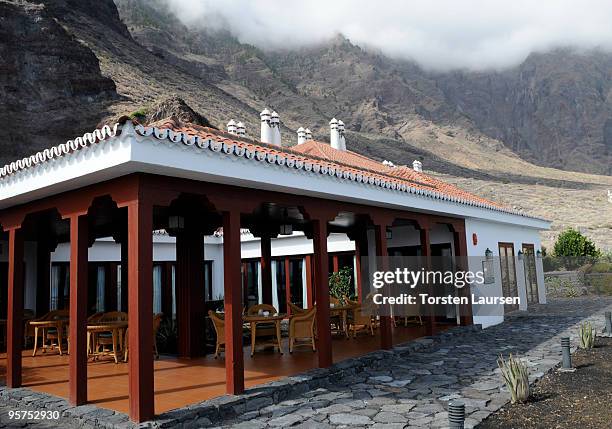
[163,0,612,71]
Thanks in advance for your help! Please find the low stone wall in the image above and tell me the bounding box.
[0,325,481,428]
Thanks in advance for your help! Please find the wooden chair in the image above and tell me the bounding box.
[94,311,128,354]
[288,302,306,315]
[31,309,69,355]
[208,310,225,359]
[289,307,316,353]
[349,304,375,338]
[122,313,164,362]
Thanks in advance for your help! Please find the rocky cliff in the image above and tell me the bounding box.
[0,0,117,164]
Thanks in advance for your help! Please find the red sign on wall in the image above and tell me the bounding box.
[472,233,478,245]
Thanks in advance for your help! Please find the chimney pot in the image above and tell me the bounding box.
[413,160,423,172]
[305,128,312,140]
[236,121,246,137]
[270,111,281,146]
[297,127,306,145]
[260,108,273,144]
[227,119,237,135]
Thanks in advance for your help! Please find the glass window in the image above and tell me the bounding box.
[153,265,162,314]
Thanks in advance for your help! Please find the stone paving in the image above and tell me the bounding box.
[1,297,611,428]
[217,297,612,429]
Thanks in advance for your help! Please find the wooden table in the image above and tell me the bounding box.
[330,304,353,338]
[243,314,285,356]
[29,319,69,356]
[87,321,128,364]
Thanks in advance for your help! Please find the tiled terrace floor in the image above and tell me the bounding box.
[0,324,435,415]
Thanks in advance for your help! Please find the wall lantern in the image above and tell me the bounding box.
[386,227,393,240]
[168,215,185,231]
[517,250,524,261]
[279,223,293,235]
[485,248,493,260]
[536,249,543,259]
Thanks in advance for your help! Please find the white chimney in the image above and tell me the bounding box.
[330,118,341,150]
[305,128,312,140]
[270,111,281,146]
[338,120,346,151]
[297,127,306,145]
[260,109,272,144]
[236,121,246,137]
[227,119,237,135]
[413,160,423,172]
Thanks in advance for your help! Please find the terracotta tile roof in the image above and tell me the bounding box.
[0,117,542,220]
[292,140,503,209]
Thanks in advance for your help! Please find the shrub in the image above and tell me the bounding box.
[498,354,530,404]
[579,321,595,349]
[553,229,600,269]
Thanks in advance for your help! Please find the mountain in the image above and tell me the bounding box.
[0,0,610,249]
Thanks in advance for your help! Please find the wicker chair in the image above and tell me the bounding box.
[122,313,164,362]
[288,307,316,353]
[208,310,225,359]
[94,311,128,354]
[288,302,306,315]
[31,309,69,355]
[349,304,376,337]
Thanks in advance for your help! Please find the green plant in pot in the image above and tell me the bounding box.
[329,266,353,305]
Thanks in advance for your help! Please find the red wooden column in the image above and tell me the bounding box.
[127,199,154,422]
[374,224,392,350]
[420,225,436,335]
[312,219,332,367]
[222,209,245,394]
[176,228,205,358]
[69,215,89,405]
[260,233,273,305]
[453,227,473,326]
[6,228,24,388]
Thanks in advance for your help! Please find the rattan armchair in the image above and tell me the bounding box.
[94,311,128,354]
[31,309,69,355]
[349,304,375,338]
[208,310,225,359]
[123,313,164,362]
[288,302,306,314]
[288,306,316,353]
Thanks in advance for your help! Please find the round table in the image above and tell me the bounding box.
[243,314,286,356]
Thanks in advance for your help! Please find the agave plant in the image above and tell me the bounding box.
[579,321,595,349]
[498,354,530,404]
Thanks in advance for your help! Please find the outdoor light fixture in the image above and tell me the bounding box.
[168,215,185,231]
[536,249,543,259]
[279,223,293,235]
[485,248,493,260]
[386,227,393,240]
[517,250,524,261]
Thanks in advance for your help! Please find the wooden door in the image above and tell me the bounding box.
[522,244,538,305]
[498,243,519,312]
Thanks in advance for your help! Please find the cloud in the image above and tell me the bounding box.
[163,0,612,71]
